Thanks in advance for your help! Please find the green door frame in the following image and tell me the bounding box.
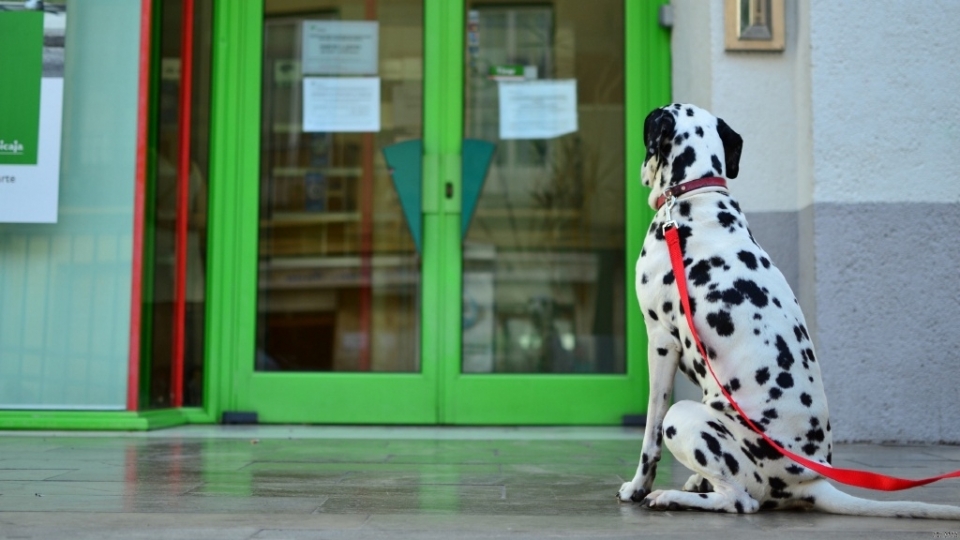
[198,0,670,425]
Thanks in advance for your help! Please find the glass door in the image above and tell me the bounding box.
[442,0,651,424]
[207,0,666,424]
[209,0,438,424]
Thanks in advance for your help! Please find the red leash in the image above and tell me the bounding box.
[661,206,960,491]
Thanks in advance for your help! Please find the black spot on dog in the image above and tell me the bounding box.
[802,443,819,456]
[793,325,804,342]
[671,146,697,185]
[678,200,691,217]
[744,437,782,461]
[761,500,779,510]
[699,493,708,499]
[647,309,659,321]
[711,154,723,175]
[737,251,758,270]
[776,372,794,389]
[723,453,740,475]
[693,360,707,378]
[677,224,694,253]
[695,126,704,137]
[717,211,737,229]
[774,335,795,370]
[641,273,648,284]
[760,257,771,269]
[800,393,813,407]
[769,477,792,499]
[753,472,763,483]
[734,279,768,308]
[662,301,673,313]
[734,501,744,514]
[806,421,825,443]
[686,107,694,117]
[656,348,669,357]
[707,421,731,437]
[755,367,770,385]
[689,260,713,287]
[772,298,782,308]
[762,408,778,419]
[700,432,721,456]
[678,296,698,317]
[785,465,805,475]
[663,271,675,285]
[728,378,741,391]
[706,287,744,306]
[695,449,708,466]
[706,310,735,337]
[768,387,783,400]
[665,426,677,439]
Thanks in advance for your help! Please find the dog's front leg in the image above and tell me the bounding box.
[618,334,679,502]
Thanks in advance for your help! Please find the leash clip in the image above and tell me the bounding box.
[662,195,678,232]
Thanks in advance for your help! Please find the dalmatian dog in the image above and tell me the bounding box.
[616,103,960,519]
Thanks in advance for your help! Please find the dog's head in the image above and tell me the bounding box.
[641,104,743,208]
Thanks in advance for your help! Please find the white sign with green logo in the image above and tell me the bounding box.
[0,8,66,223]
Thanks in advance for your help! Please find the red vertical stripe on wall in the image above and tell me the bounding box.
[128,0,154,412]
[172,0,196,407]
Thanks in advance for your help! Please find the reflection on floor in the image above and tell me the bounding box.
[0,426,958,539]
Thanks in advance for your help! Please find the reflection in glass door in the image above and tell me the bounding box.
[462,0,626,375]
[256,0,423,373]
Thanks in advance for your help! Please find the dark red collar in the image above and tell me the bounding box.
[655,176,728,209]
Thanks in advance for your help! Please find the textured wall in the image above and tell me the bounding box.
[809,0,960,442]
[669,0,960,442]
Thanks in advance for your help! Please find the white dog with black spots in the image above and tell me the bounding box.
[617,103,960,519]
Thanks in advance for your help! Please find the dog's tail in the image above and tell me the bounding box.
[798,479,960,520]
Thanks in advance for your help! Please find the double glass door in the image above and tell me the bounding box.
[209,0,661,424]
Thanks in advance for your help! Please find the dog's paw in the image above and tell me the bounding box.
[642,489,683,511]
[617,482,650,503]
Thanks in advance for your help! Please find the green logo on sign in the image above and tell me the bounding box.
[0,11,44,166]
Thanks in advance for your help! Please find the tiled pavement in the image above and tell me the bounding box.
[0,426,958,539]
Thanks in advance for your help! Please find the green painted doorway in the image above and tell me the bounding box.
[205,0,669,424]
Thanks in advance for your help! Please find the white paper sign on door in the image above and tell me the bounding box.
[498,79,578,140]
[302,20,379,76]
[302,77,381,133]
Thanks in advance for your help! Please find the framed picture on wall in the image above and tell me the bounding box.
[724,0,785,52]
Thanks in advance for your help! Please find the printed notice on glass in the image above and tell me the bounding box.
[0,7,67,223]
[302,77,381,133]
[498,80,578,140]
[302,20,378,76]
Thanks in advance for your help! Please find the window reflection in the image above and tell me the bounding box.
[463,0,625,374]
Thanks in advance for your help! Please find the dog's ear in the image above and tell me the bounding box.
[644,107,677,162]
[716,118,743,179]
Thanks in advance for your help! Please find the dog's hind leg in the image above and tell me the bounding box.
[645,400,760,513]
[618,332,680,502]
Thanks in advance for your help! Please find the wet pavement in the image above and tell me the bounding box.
[0,426,958,539]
